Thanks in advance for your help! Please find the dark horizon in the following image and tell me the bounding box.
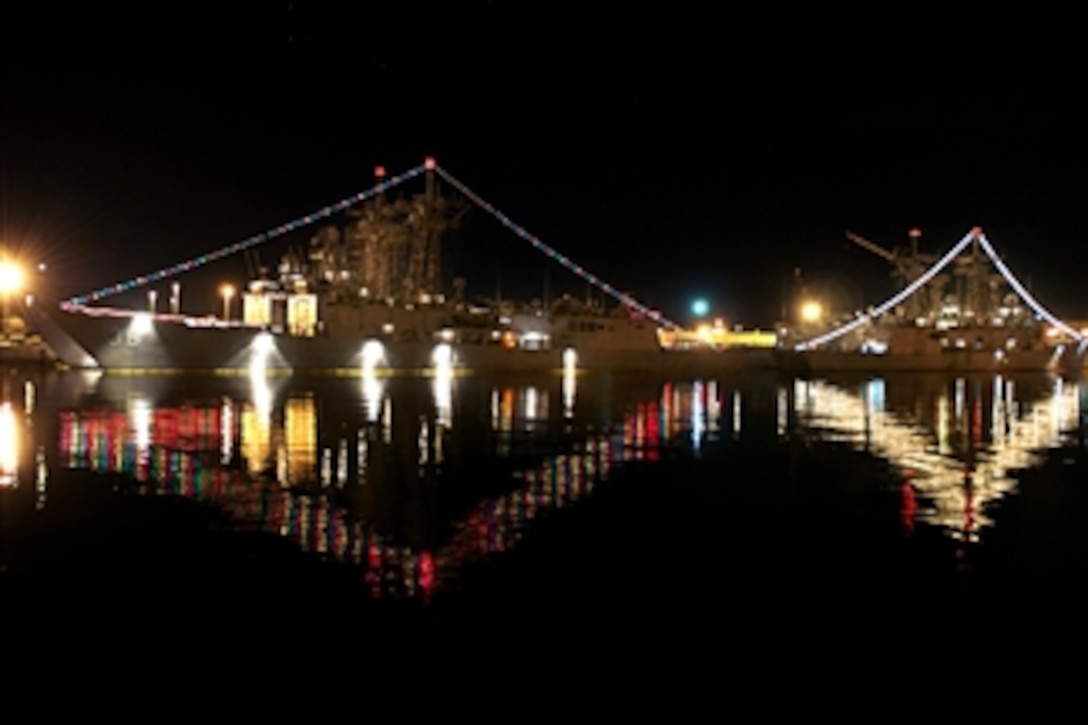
[5,5,1087,326]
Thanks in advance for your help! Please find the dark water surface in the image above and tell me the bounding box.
[1,366,1086,661]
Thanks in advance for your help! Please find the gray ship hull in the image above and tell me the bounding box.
[781,348,1063,375]
[32,309,1071,377]
[44,309,779,376]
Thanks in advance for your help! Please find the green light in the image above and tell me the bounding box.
[691,298,710,316]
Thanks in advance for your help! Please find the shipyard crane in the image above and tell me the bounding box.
[844,230,897,264]
[844,228,944,323]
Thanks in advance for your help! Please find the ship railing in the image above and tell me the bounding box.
[62,303,267,331]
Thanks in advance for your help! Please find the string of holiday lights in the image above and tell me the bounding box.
[434,166,680,330]
[795,230,977,350]
[62,165,426,308]
[976,233,1084,342]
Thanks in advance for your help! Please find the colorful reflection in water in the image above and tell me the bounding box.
[55,374,686,601]
[790,375,1080,542]
[47,369,1084,600]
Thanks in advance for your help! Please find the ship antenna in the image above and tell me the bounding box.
[424,156,436,202]
[909,227,921,258]
[375,165,386,204]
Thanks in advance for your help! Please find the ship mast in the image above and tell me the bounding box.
[329,157,468,305]
[424,157,440,296]
[953,233,1004,325]
[404,157,467,301]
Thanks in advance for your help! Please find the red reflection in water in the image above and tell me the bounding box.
[963,468,975,534]
[366,543,384,598]
[645,400,660,461]
[57,386,665,602]
[419,551,435,595]
[958,468,975,572]
[900,480,917,538]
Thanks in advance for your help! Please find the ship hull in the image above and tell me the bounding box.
[44,310,779,376]
[36,310,1070,377]
[782,348,1061,374]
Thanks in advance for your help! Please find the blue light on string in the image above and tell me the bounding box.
[434,166,679,330]
[64,165,426,308]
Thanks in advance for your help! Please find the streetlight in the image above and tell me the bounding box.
[221,283,235,322]
[800,300,823,324]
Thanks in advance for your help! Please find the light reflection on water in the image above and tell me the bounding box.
[790,375,1080,541]
[1,368,1082,600]
[50,370,681,600]
[0,401,18,487]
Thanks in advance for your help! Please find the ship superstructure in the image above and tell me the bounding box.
[238,165,471,342]
[234,164,680,364]
[48,161,701,374]
[780,228,1066,372]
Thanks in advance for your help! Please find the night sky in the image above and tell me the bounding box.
[4,4,1087,326]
